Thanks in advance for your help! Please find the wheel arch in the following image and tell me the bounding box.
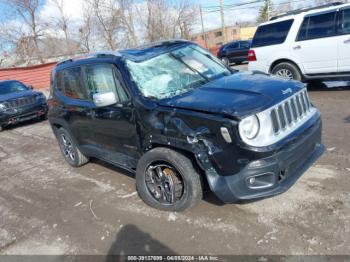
[148,143,210,189]
[49,119,80,147]
[269,58,304,76]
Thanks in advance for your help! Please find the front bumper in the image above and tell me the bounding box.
[206,114,325,203]
[0,103,48,127]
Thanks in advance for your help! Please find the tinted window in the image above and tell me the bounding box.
[0,81,28,95]
[252,19,294,48]
[226,42,239,50]
[240,41,250,49]
[85,64,128,102]
[56,71,65,93]
[340,9,350,34]
[56,68,88,100]
[297,12,336,41]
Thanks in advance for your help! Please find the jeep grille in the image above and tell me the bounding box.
[5,96,37,109]
[270,89,312,135]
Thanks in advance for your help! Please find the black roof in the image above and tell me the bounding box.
[56,39,192,68]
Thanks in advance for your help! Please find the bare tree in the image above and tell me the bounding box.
[51,0,70,50]
[89,0,123,50]
[79,3,94,52]
[140,0,197,43]
[9,0,45,62]
[118,0,137,47]
[175,1,198,40]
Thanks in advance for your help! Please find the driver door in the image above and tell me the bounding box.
[84,63,140,168]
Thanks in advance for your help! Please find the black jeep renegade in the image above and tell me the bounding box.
[48,40,324,211]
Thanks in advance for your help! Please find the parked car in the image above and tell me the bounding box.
[48,40,324,211]
[248,2,350,83]
[217,40,251,66]
[0,80,48,131]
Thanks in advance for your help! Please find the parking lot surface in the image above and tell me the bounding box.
[0,66,350,256]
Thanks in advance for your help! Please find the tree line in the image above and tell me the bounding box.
[0,0,198,67]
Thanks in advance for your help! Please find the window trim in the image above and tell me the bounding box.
[296,10,338,42]
[83,63,130,104]
[251,19,294,48]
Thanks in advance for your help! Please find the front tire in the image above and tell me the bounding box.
[272,62,302,81]
[56,128,89,167]
[136,148,203,212]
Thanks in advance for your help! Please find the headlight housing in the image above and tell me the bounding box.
[239,115,260,140]
[36,93,46,101]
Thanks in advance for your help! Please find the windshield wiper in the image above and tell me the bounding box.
[169,53,210,83]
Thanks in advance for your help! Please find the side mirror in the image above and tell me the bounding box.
[93,92,117,108]
[28,85,34,90]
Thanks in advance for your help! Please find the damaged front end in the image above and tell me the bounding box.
[124,41,324,204]
[139,103,324,203]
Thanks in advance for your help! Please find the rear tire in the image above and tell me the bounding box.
[136,147,203,212]
[272,62,302,81]
[56,128,89,167]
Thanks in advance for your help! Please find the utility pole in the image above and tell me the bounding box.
[267,0,270,21]
[219,0,227,44]
[199,5,208,49]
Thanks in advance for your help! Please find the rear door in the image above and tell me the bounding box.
[294,11,338,74]
[225,42,240,61]
[239,41,251,61]
[337,7,350,72]
[55,67,95,146]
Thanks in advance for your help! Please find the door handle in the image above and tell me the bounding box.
[293,45,301,50]
[344,39,350,44]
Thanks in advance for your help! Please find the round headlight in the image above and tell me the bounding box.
[239,115,260,140]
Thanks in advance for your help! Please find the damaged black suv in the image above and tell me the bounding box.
[48,40,324,211]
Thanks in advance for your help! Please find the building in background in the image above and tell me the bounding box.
[190,25,256,54]
[239,26,257,40]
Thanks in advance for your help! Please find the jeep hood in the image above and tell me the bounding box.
[0,90,38,102]
[157,71,305,119]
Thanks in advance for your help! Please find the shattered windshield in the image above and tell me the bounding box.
[126,45,231,99]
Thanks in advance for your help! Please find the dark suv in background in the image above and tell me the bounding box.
[0,80,47,131]
[217,40,251,66]
[48,40,324,212]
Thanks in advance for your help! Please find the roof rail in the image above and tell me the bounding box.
[270,2,344,20]
[56,51,120,66]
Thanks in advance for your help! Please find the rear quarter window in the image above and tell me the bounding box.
[251,19,294,48]
[55,67,88,100]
